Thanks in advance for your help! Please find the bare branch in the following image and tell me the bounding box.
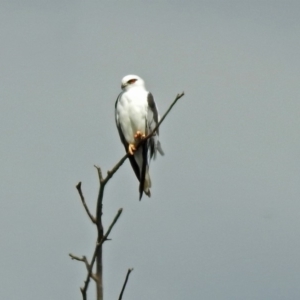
[118,268,134,300]
[94,165,104,183]
[146,91,184,140]
[81,208,123,299]
[76,182,96,224]
[69,253,86,263]
[102,208,123,241]
[80,287,86,300]
[104,154,129,184]
[69,254,98,282]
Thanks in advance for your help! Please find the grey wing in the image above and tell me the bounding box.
[147,92,164,158]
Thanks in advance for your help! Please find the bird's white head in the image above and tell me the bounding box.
[121,75,145,91]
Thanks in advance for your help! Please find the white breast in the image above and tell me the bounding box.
[117,88,149,144]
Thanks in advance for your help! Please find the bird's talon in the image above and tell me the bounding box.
[128,144,136,155]
[134,131,141,139]
[134,131,145,141]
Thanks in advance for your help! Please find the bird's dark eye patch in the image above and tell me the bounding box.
[127,79,137,84]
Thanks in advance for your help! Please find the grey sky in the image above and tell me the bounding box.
[1,1,300,299]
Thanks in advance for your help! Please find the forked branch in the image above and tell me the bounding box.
[69,254,98,282]
[81,209,123,300]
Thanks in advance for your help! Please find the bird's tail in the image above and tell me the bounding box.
[156,140,164,156]
[143,169,151,197]
[139,167,151,200]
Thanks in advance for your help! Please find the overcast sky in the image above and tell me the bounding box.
[1,1,300,300]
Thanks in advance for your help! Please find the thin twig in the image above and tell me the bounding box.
[94,165,104,183]
[118,268,134,300]
[69,253,88,265]
[146,91,184,140]
[76,182,96,224]
[69,254,98,282]
[104,154,129,184]
[81,208,123,299]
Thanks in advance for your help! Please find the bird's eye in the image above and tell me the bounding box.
[127,79,137,84]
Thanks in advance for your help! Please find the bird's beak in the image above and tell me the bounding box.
[121,83,127,89]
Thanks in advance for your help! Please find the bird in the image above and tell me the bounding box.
[115,75,164,199]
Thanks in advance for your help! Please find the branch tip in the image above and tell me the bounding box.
[94,165,104,182]
[118,268,134,300]
[76,183,96,224]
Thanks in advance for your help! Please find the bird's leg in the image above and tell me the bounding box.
[128,131,146,155]
[134,131,146,141]
[128,144,136,155]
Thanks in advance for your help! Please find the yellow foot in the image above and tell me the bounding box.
[134,131,146,141]
[128,144,136,155]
